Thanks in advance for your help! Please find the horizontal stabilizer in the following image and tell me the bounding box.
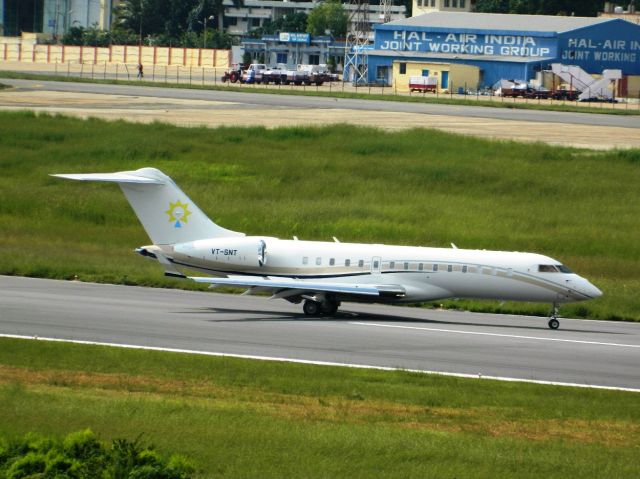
[51,172,165,184]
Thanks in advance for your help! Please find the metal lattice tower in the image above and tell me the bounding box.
[343,0,370,84]
[380,0,393,24]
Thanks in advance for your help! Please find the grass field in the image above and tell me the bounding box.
[0,70,638,116]
[1,111,639,320]
[0,337,638,478]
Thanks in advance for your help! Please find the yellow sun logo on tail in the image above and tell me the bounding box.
[166,200,192,228]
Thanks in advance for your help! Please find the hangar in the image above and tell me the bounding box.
[367,12,640,96]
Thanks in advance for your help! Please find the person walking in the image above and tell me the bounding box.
[137,63,144,79]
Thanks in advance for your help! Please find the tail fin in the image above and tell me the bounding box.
[52,167,244,245]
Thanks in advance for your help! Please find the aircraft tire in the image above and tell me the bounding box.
[548,318,560,330]
[303,300,321,316]
[320,300,339,316]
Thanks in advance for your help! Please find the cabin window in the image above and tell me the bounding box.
[358,259,364,268]
[330,258,335,266]
[302,256,308,265]
[345,259,351,267]
[433,264,438,272]
[558,265,573,273]
[316,257,322,266]
[418,263,424,271]
[462,265,468,273]
[404,262,409,270]
[373,260,379,269]
[390,261,395,269]
[447,265,453,272]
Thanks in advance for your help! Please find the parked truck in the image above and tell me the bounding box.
[239,63,337,86]
[409,76,438,93]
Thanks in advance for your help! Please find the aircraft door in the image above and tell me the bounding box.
[371,256,381,274]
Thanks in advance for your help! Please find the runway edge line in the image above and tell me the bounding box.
[2,334,638,393]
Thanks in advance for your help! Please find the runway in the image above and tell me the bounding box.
[2,276,639,391]
[1,79,639,149]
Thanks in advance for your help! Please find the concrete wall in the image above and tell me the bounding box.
[0,41,231,68]
[391,60,479,92]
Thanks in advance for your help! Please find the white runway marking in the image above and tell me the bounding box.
[350,322,640,348]
[1,334,638,393]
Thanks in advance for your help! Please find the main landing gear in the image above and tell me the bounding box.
[548,304,560,330]
[303,298,340,317]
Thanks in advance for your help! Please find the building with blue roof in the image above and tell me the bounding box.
[367,12,640,95]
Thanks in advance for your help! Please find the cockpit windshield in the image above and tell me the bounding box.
[538,264,573,273]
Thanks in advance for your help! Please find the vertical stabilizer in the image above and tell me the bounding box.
[52,167,244,245]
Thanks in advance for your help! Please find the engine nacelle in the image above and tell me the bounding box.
[173,237,270,268]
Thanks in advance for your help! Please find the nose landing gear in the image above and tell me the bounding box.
[548,304,560,330]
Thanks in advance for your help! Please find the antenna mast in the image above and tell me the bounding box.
[343,0,370,84]
[380,0,392,24]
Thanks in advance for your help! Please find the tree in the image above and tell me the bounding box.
[306,0,348,37]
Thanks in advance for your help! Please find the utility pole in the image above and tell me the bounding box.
[203,15,214,49]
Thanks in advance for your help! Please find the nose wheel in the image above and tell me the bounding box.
[548,304,560,330]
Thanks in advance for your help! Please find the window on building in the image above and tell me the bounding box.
[430,0,436,6]
[302,256,308,265]
[224,16,238,27]
[330,258,335,266]
[316,257,322,266]
[444,0,450,7]
[452,0,458,7]
[460,0,466,7]
[276,53,288,64]
[462,265,468,273]
[433,264,438,272]
[358,259,364,268]
[251,17,261,27]
[399,63,407,75]
[422,69,430,77]
[448,265,453,272]
[404,262,409,270]
[418,263,424,271]
[345,259,351,267]
[308,54,320,65]
[390,261,395,269]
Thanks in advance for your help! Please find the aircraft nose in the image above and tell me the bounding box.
[578,279,602,299]
[587,282,603,299]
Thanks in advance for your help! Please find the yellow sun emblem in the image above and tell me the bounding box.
[166,200,192,228]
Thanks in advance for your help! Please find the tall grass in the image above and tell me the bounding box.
[0,338,638,478]
[1,111,639,320]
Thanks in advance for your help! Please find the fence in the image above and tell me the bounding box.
[1,43,230,69]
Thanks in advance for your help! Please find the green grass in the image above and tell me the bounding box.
[1,111,639,320]
[1,70,638,116]
[0,338,638,478]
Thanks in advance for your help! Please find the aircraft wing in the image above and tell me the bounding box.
[189,275,406,298]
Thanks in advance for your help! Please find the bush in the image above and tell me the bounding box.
[0,430,195,479]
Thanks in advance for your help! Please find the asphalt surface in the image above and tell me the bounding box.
[1,276,639,391]
[4,78,640,129]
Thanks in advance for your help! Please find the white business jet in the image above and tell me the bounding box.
[54,167,602,329]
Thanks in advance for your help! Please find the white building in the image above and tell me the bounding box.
[412,0,476,16]
[224,0,406,38]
